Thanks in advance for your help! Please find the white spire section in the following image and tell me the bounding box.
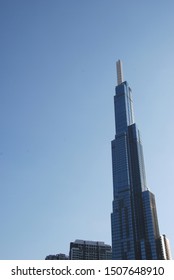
[116,60,124,85]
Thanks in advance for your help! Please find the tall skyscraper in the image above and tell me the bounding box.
[111,60,171,260]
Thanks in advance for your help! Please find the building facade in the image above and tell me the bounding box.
[69,240,112,260]
[45,253,69,260]
[157,235,172,260]
[111,60,171,259]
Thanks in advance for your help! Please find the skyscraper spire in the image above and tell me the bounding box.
[116,59,123,85]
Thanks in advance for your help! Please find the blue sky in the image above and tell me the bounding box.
[1,0,174,259]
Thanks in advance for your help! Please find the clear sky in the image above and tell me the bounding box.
[1,0,174,260]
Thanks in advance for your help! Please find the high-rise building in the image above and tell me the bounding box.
[69,240,112,260]
[45,253,69,260]
[157,235,172,260]
[111,60,171,259]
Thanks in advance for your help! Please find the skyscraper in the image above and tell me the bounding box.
[111,60,171,260]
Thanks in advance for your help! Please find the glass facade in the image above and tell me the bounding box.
[111,63,167,259]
